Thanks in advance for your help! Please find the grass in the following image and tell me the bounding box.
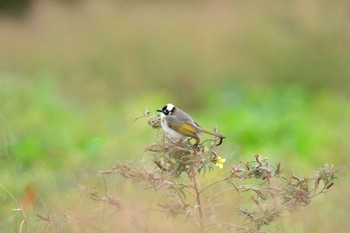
[1,76,348,233]
[0,1,349,232]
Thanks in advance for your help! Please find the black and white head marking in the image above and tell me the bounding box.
[159,103,175,115]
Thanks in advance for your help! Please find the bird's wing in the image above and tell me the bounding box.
[166,117,199,139]
[175,108,201,127]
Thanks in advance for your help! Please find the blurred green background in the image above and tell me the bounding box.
[0,0,349,232]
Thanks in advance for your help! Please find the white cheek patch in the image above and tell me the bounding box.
[166,103,175,112]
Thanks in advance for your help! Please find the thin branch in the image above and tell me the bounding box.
[226,179,240,193]
[204,221,250,231]
[199,177,231,195]
[173,187,187,207]
[193,174,204,233]
[206,187,240,204]
[182,188,197,199]
[241,207,285,227]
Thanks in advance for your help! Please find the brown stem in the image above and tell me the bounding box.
[206,187,240,204]
[199,177,228,195]
[205,222,249,231]
[193,174,204,233]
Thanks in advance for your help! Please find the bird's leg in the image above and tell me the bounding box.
[216,136,224,146]
[193,138,200,149]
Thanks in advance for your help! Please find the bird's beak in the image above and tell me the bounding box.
[156,109,163,113]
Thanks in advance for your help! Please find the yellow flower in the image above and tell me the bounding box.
[215,156,226,169]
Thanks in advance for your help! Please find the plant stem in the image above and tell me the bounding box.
[205,222,249,231]
[193,173,204,233]
[0,185,31,233]
[206,187,240,204]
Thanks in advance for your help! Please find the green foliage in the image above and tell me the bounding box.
[210,87,339,161]
[1,78,99,169]
[0,1,349,232]
[100,123,338,233]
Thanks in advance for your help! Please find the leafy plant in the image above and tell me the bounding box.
[99,110,338,233]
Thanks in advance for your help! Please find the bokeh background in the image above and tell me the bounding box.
[0,0,349,232]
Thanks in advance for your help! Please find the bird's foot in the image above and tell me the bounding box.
[192,139,201,152]
[216,137,225,146]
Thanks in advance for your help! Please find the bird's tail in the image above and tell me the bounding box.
[198,128,226,139]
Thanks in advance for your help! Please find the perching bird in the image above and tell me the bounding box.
[157,103,225,146]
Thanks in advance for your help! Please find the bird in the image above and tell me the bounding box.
[157,103,225,146]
